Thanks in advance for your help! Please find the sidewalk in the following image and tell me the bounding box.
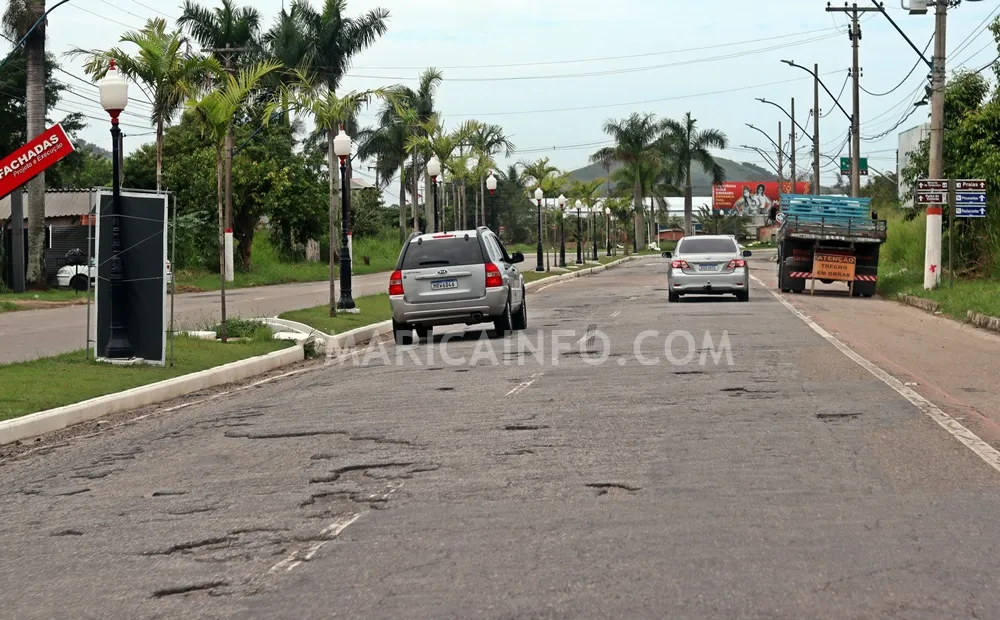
[749,256,1000,449]
[0,272,392,365]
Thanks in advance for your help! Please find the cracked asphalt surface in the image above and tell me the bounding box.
[3,257,1000,618]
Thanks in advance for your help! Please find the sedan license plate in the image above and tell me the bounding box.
[697,264,718,271]
[431,279,458,290]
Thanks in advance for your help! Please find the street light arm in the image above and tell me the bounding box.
[746,123,781,152]
[781,60,853,123]
[871,1,934,69]
[0,0,73,71]
[742,145,780,175]
[757,98,814,142]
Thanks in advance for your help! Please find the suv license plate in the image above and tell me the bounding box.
[697,264,717,271]
[431,279,458,290]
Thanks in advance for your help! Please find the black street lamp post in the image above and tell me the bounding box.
[605,207,612,256]
[334,126,355,310]
[591,206,599,261]
[534,187,544,272]
[574,200,584,264]
[99,60,133,359]
[558,194,567,268]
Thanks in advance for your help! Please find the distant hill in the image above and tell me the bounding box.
[76,140,112,159]
[567,155,780,195]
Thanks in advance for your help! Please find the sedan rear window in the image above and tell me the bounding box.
[678,238,738,254]
[402,237,485,269]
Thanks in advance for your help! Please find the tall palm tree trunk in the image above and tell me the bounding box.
[684,166,693,236]
[155,117,164,192]
[216,148,228,341]
[24,0,46,287]
[328,128,338,317]
[632,178,642,253]
[452,182,458,230]
[398,163,406,242]
[411,151,419,231]
[423,156,432,232]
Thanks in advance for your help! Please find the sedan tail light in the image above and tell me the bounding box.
[485,262,503,288]
[389,270,404,295]
[671,259,691,269]
[725,259,747,269]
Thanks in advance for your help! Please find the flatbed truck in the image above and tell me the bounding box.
[776,194,888,297]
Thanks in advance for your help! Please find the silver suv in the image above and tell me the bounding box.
[388,227,527,344]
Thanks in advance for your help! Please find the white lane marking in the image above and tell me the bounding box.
[506,372,543,397]
[252,296,268,301]
[752,274,1000,474]
[628,296,638,301]
[610,310,621,319]
[269,513,361,574]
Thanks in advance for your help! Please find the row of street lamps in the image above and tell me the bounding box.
[533,187,616,272]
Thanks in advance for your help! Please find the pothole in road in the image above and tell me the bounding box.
[437,387,455,391]
[151,580,229,599]
[504,424,549,431]
[816,412,863,421]
[586,483,641,496]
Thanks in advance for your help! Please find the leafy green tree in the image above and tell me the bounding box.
[661,112,728,236]
[72,18,221,192]
[694,205,748,237]
[3,0,48,286]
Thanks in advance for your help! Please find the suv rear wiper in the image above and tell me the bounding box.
[418,260,451,266]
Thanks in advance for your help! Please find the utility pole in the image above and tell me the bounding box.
[202,44,246,282]
[827,3,877,198]
[790,97,797,188]
[925,0,948,289]
[777,120,784,199]
[813,63,821,195]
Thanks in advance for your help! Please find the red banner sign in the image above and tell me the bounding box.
[712,180,811,214]
[0,124,75,198]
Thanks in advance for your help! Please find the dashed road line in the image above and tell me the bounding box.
[269,513,362,574]
[506,372,544,397]
[752,274,1000,475]
[610,310,621,319]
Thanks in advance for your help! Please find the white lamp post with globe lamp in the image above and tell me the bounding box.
[534,186,544,272]
[486,171,497,232]
[557,194,567,268]
[426,155,441,232]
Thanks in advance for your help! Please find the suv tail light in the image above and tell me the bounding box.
[725,259,747,270]
[389,270,404,295]
[485,262,503,288]
[671,259,690,269]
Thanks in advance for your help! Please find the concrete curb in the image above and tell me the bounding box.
[967,310,1000,334]
[0,345,306,446]
[321,320,393,354]
[898,294,941,314]
[525,255,643,292]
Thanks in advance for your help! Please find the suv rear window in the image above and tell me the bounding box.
[401,236,485,269]
[678,238,738,254]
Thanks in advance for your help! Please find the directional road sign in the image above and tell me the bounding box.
[916,190,947,205]
[955,179,986,191]
[955,206,987,218]
[955,191,987,205]
[916,179,948,191]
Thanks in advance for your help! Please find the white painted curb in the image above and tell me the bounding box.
[0,345,305,446]
[321,320,393,354]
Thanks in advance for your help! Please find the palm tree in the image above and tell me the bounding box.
[72,18,221,192]
[388,69,443,231]
[591,113,662,253]
[469,123,515,227]
[178,0,261,62]
[261,3,309,126]
[271,70,390,317]
[570,177,605,257]
[519,157,560,193]
[295,0,389,91]
[188,60,280,341]
[3,0,46,286]
[661,112,728,235]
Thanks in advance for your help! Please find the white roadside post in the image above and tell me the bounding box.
[225,227,234,281]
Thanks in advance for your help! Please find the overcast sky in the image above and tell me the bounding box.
[12,0,1000,200]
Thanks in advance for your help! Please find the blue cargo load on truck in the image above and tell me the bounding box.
[775,194,888,297]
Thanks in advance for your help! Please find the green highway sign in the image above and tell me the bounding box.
[840,157,868,176]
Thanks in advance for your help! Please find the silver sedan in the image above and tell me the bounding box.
[663,235,752,302]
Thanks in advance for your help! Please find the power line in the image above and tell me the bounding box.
[860,32,933,97]
[948,2,1000,60]
[862,98,925,141]
[342,32,844,83]
[127,0,176,19]
[66,3,142,30]
[353,26,848,70]
[821,72,850,118]
[96,0,147,23]
[449,71,843,118]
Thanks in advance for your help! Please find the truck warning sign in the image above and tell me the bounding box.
[813,253,856,282]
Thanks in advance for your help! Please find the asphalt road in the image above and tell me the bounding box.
[3,257,1000,618]
[0,273,391,364]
